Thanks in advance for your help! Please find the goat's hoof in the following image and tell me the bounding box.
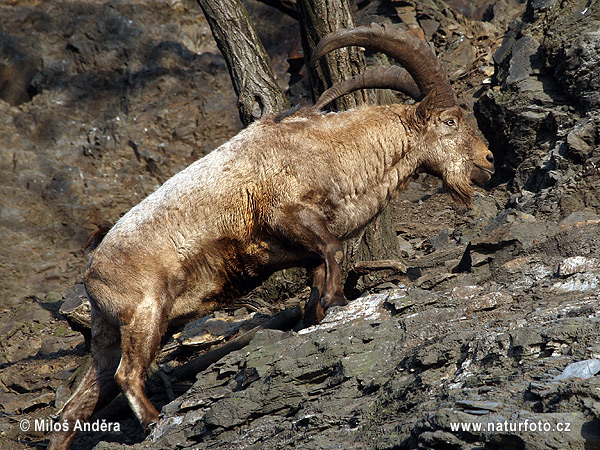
[145,421,158,435]
[321,292,347,309]
[303,287,325,327]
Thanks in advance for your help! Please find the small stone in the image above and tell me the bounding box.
[54,384,71,410]
[299,292,391,335]
[466,291,512,313]
[60,284,92,345]
[558,256,600,277]
[148,416,184,442]
[456,399,503,412]
[567,120,596,163]
[397,235,415,257]
[552,271,600,293]
[553,359,600,381]
[45,291,64,302]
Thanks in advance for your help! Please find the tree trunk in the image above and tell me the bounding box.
[296,0,368,110]
[196,0,290,125]
[296,0,401,281]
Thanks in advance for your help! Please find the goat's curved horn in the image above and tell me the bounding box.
[310,23,455,109]
[313,66,421,111]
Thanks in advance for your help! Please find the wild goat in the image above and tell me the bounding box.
[49,23,494,449]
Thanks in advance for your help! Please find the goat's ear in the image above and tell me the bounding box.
[415,90,438,122]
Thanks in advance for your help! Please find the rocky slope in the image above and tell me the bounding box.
[1,0,600,449]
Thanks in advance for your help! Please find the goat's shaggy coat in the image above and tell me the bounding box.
[49,24,494,450]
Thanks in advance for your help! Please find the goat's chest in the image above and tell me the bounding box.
[323,164,405,239]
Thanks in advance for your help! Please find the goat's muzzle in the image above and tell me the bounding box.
[471,151,495,185]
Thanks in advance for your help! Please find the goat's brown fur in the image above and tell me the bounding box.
[49,26,494,450]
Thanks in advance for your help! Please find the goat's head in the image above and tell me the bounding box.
[411,91,495,205]
[310,23,495,206]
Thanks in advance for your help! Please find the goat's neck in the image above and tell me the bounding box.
[312,106,419,238]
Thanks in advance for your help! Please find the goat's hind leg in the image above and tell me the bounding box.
[114,295,168,431]
[48,314,120,450]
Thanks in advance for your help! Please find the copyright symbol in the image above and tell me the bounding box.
[20,419,30,432]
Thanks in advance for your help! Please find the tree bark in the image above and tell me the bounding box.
[197,0,290,125]
[296,0,369,110]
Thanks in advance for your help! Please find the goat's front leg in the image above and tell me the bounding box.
[273,205,347,324]
[304,263,326,325]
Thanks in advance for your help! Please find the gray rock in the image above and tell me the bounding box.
[456,399,503,412]
[558,256,600,277]
[475,0,600,220]
[505,35,542,87]
[60,284,91,346]
[554,359,600,381]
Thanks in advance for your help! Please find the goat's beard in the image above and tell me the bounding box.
[443,166,474,208]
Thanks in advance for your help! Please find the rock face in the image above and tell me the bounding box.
[1,0,600,450]
[0,0,246,305]
[475,0,600,220]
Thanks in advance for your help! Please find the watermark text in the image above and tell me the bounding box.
[20,418,120,433]
[450,419,571,433]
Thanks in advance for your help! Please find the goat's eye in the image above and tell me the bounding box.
[445,119,457,127]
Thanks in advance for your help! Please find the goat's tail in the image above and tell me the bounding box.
[83,220,112,252]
